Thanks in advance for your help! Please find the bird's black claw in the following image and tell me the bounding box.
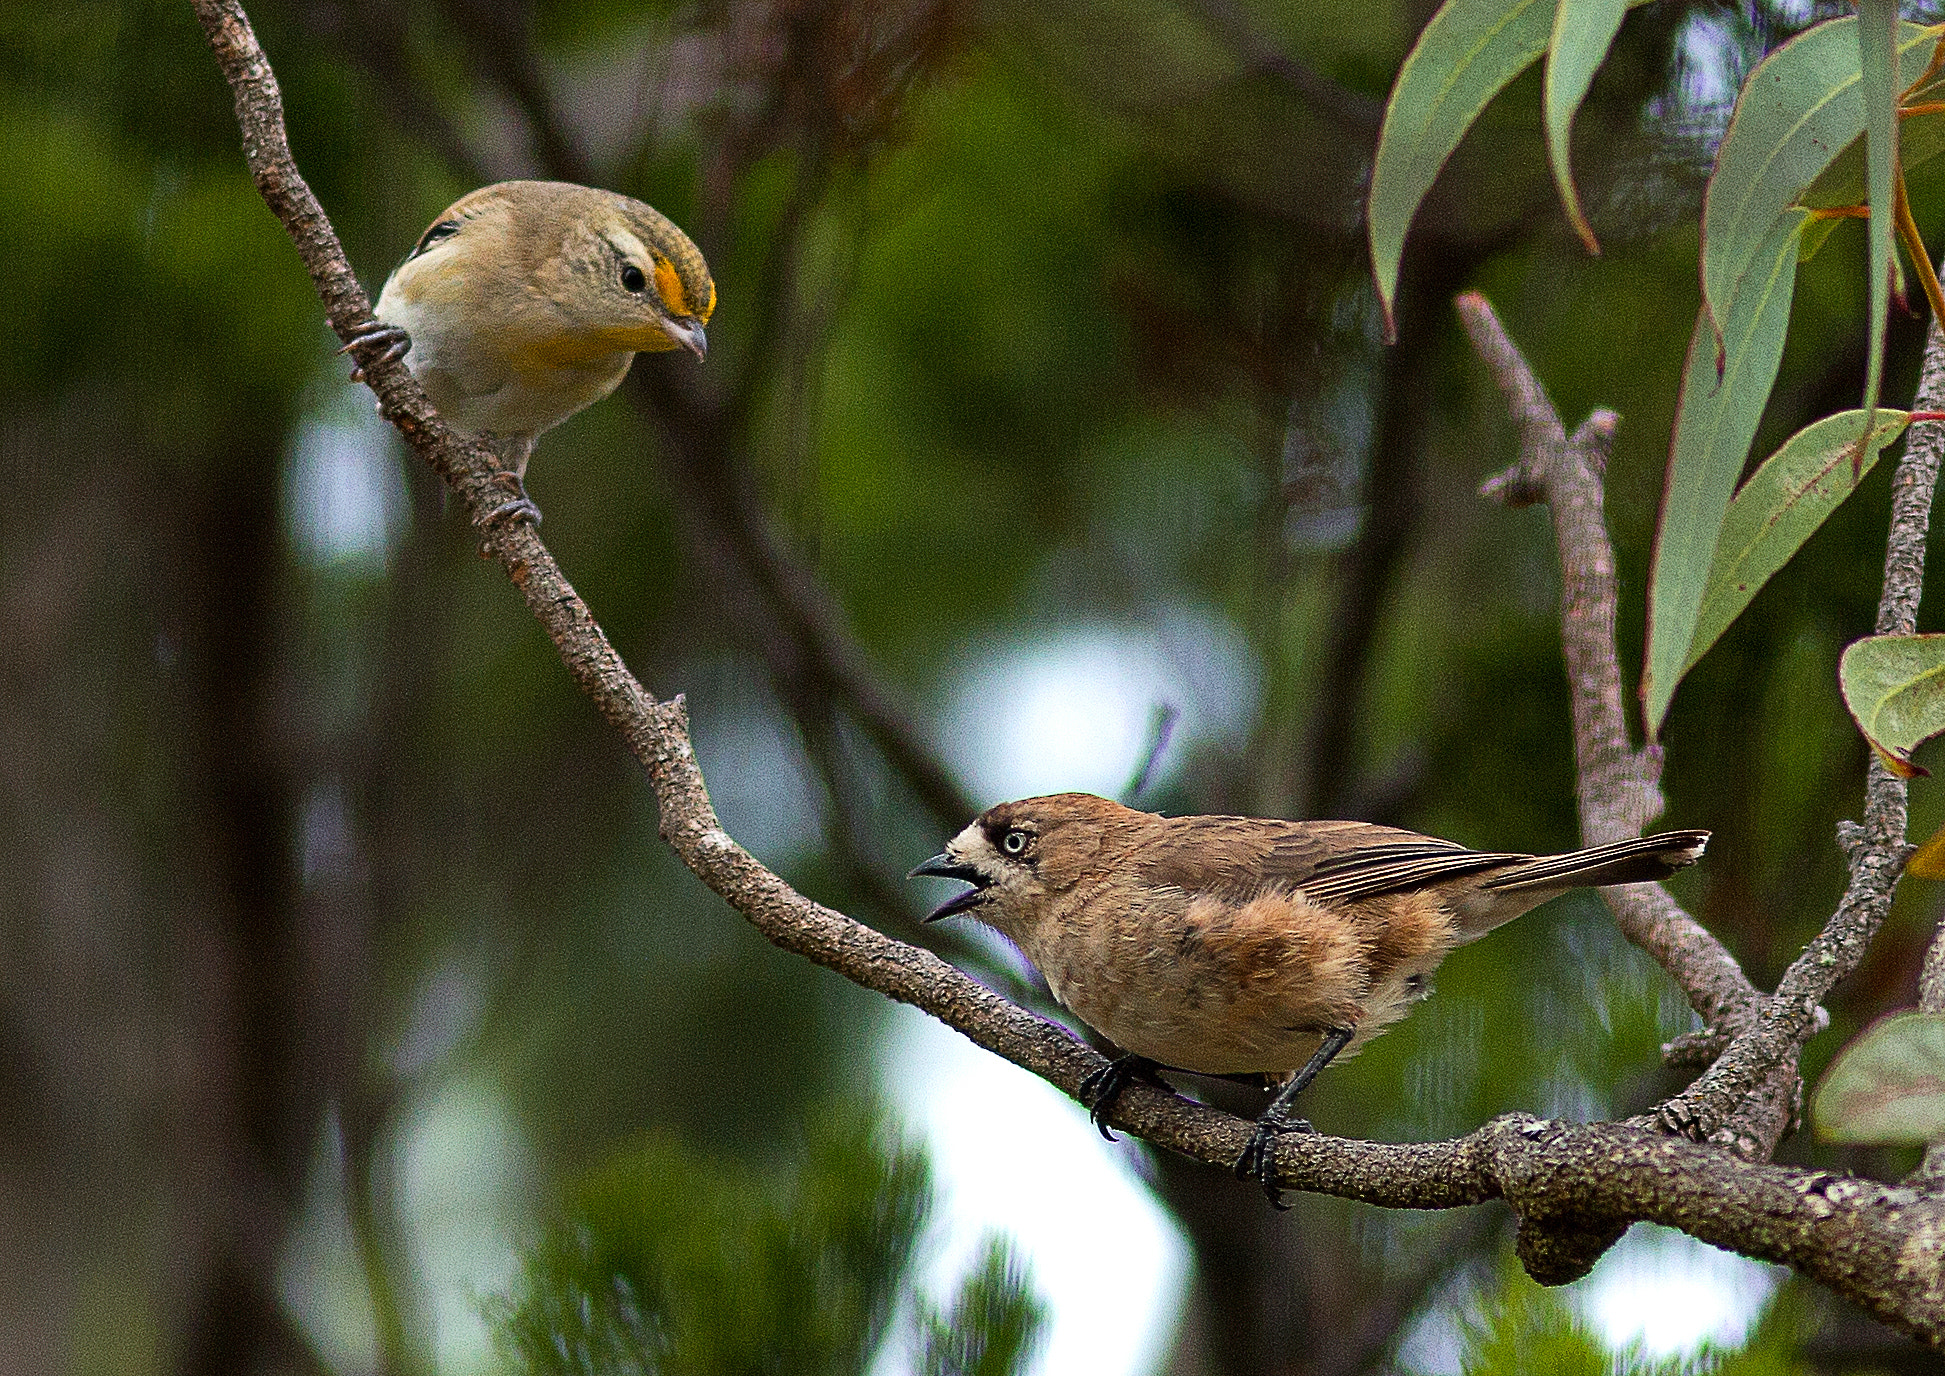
[1235,1117,1316,1209]
[1078,1054,1160,1141]
[482,472,542,528]
[341,321,412,371]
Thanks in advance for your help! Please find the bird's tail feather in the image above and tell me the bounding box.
[1482,829,1710,894]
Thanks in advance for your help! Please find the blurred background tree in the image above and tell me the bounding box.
[3,0,1943,1372]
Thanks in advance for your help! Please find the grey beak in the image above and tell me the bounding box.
[909,854,989,922]
[663,315,708,360]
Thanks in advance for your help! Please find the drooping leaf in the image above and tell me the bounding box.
[1699,20,1940,351]
[1812,1009,1945,1145]
[1839,633,1945,776]
[1544,0,1629,254]
[1855,0,1899,441]
[1368,0,1559,339]
[1642,211,1807,737]
[1682,409,1916,677]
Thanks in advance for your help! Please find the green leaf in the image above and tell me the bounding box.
[1700,20,1939,352]
[1856,0,1898,438]
[1803,42,1945,210]
[1544,0,1629,254]
[1839,632,1945,775]
[1642,211,1807,737]
[1812,1009,1945,1146]
[1682,409,1915,678]
[1368,0,1556,339]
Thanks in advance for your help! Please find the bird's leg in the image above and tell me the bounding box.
[480,434,541,527]
[1078,1053,1166,1141]
[340,320,411,382]
[1234,1026,1355,1208]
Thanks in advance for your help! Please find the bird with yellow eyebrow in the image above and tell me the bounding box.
[344,179,715,523]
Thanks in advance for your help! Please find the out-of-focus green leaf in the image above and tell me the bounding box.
[1908,818,1945,878]
[1682,409,1916,677]
[917,1238,1049,1376]
[1544,0,1629,254]
[1812,1009,1945,1145]
[1643,211,1807,737]
[1838,633,1945,776]
[1699,20,1939,351]
[1368,0,1556,339]
[1855,0,1898,439]
[487,1106,1047,1376]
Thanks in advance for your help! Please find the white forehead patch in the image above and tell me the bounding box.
[603,227,650,265]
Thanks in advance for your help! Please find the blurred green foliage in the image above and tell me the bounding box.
[487,1106,1044,1376]
[1456,1258,1816,1376]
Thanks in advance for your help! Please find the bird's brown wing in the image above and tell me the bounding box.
[1138,817,1529,903]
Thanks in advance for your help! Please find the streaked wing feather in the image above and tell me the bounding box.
[1301,850,1526,902]
[1139,818,1529,904]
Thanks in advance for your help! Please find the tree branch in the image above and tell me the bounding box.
[1654,312,1945,1148]
[192,1,1945,1345]
[1459,293,1761,1038]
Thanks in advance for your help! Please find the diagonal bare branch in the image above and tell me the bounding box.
[1459,293,1761,1039]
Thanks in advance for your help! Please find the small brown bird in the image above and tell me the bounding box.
[911,793,1707,1203]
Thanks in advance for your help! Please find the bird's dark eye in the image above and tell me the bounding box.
[412,220,460,256]
[621,264,647,292]
[1002,829,1029,856]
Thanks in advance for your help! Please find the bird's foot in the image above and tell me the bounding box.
[482,470,542,527]
[341,321,411,381]
[1234,1115,1317,1210]
[1078,1054,1163,1142]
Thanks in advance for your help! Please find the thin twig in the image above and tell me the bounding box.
[191,2,1945,1343]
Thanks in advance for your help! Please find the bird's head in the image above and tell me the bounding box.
[909,793,1143,930]
[402,180,715,361]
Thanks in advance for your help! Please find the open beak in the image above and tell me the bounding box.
[662,315,708,360]
[909,853,989,922]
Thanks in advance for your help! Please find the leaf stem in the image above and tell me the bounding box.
[1895,170,1945,325]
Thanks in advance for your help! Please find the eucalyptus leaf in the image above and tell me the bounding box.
[1839,632,1945,776]
[1643,211,1808,737]
[1682,409,1914,678]
[1812,1009,1945,1145]
[1699,19,1939,350]
[1370,0,1554,338]
[1544,0,1629,254]
[1855,0,1898,441]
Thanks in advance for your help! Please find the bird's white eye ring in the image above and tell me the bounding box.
[1002,829,1029,856]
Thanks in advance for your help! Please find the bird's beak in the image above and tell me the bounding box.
[909,853,989,922]
[662,315,708,360]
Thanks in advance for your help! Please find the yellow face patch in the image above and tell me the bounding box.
[653,256,688,316]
